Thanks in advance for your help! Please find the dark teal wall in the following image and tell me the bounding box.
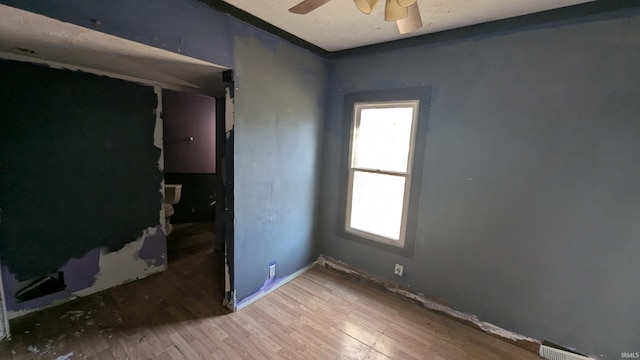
[319,9,640,358]
[0,0,327,306]
[0,60,163,311]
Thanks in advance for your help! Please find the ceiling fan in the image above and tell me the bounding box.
[289,0,423,34]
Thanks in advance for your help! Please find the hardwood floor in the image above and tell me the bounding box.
[167,222,217,264]
[0,236,541,359]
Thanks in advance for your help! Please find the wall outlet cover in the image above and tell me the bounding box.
[394,264,404,277]
[269,263,276,279]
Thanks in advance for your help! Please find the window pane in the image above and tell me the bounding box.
[354,107,414,173]
[349,171,406,241]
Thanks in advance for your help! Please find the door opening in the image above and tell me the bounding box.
[162,88,227,301]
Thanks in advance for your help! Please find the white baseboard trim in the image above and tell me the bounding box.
[234,261,316,311]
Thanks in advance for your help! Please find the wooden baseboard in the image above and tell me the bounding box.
[317,254,541,355]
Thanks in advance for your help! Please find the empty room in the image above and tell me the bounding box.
[0,0,638,359]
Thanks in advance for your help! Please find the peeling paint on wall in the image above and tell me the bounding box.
[234,261,316,311]
[5,226,166,320]
[0,60,167,319]
[318,255,539,347]
[75,227,166,296]
[224,86,234,138]
[154,85,165,172]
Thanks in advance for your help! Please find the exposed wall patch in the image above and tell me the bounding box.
[5,226,166,320]
[138,225,167,267]
[234,262,316,311]
[318,255,540,354]
[0,60,167,319]
[76,227,166,297]
[0,60,162,281]
[224,86,235,138]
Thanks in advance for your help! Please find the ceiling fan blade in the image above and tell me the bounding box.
[289,0,333,14]
[397,0,416,6]
[353,0,380,15]
[385,0,408,21]
[397,2,422,34]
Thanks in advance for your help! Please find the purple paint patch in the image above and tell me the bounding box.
[138,225,166,267]
[1,248,101,312]
[236,276,279,308]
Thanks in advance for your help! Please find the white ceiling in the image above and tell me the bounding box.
[0,5,228,95]
[223,0,594,51]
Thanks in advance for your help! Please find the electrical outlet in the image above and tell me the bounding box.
[394,264,404,277]
[269,263,276,279]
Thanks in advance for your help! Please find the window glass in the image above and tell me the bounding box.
[349,171,406,240]
[353,107,414,173]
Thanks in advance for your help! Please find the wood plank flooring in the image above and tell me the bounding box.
[0,229,541,359]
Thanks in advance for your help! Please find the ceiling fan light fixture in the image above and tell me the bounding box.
[397,0,417,7]
[385,0,408,21]
[353,0,380,15]
[397,2,422,34]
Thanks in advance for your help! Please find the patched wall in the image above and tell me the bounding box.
[0,60,166,317]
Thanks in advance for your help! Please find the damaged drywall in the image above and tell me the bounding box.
[0,60,162,281]
[225,87,234,138]
[4,226,166,319]
[75,227,166,297]
[318,255,540,352]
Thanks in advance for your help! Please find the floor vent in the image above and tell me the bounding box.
[540,344,592,360]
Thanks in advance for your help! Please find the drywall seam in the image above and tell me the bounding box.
[234,262,316,311]
[318,255,540,345]
[7,228,166,320]
[225,86,234,138]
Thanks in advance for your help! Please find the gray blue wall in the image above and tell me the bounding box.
[319,10,640,358]
[233,37,325,300]
[1,0,327,307]
[4,0,636,357]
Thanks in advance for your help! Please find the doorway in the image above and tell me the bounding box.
[162,89,226,301]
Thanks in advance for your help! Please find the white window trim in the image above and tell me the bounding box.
[345,100,420,248]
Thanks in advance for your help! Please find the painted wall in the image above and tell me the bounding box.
[0,60,166,318]
[319,9,640,359]
[233,37,325,301]
[163,89,216,174]
[0,0,327,307]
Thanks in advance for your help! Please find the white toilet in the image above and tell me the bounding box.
[164,184,182,235]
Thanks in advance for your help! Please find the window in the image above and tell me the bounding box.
[338,87,431,256]
[345,101,419,248]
